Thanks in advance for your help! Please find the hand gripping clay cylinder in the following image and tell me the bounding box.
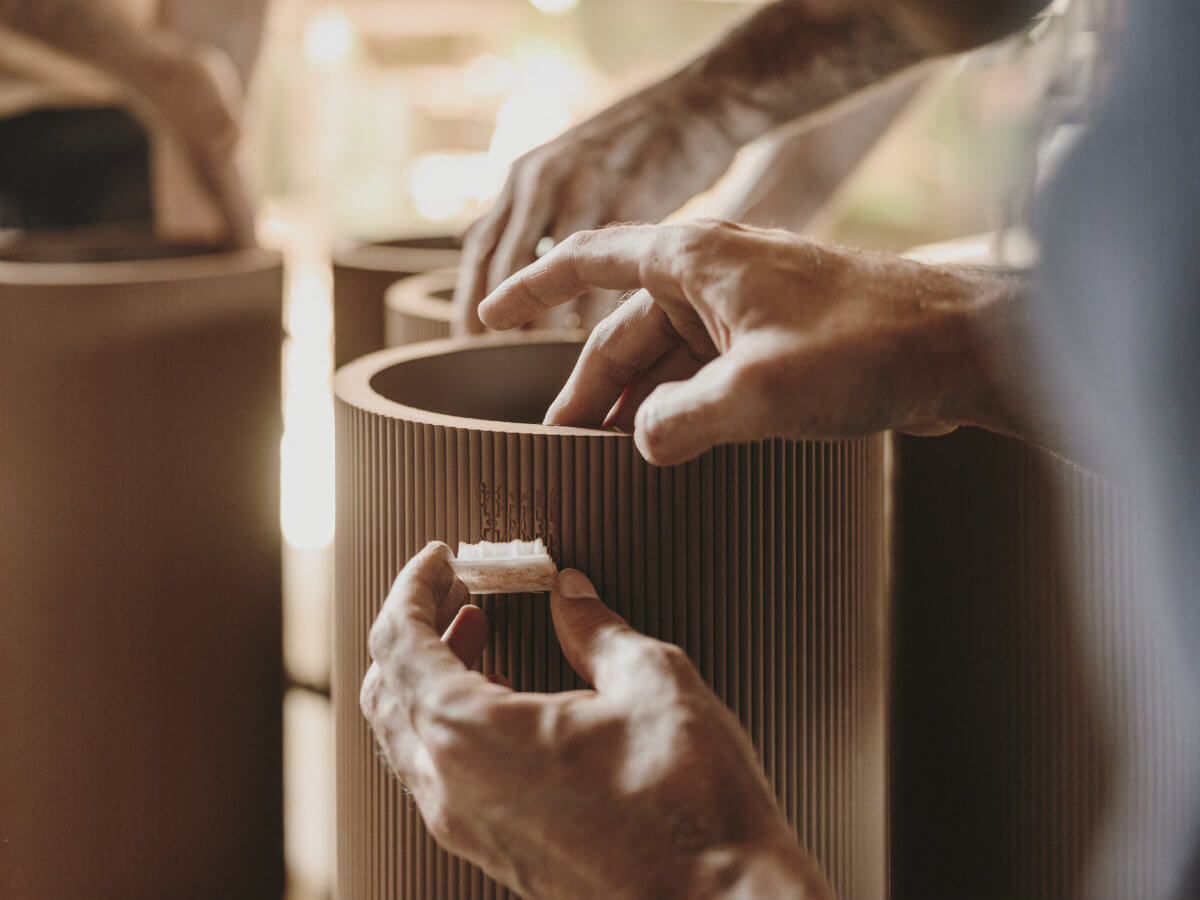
[385,266,456,347]
[333,235,460,367]
[334,334,889,900]
[0,228,284,900]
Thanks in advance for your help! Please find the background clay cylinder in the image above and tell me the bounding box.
[891,432,1114,899]
[891,237,1171,900]
[385,266,456,347]
[891,425,1191,900]
[334,335,889,900]
[0,229,285,900]
[333,235,460,366]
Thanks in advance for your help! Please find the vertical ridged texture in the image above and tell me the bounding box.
[0,242,284,899]
[332,237,459,367]
[334,339,889,900]
[892,429,1186,900]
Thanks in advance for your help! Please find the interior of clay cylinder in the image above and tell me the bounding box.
[338,235,461,271]
[377,235,459,252]
[369,340,582,425]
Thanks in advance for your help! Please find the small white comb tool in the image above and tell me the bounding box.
[451,538,558,594]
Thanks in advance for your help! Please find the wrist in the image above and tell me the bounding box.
[676,7,928,149]
[936,269,1036,437]
[133,34,241,148]
[668,79,761,153]
[707,832,832,900]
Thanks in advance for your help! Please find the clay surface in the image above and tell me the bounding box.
[891,236,1174,900]
[0,229,284,900]
[334,335,889,900]
[333,235,460,367]
[385,266,456,347]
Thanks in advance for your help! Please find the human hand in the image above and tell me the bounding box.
[453,77,740,334]
[478,220,1004,465]
[137,37,255,247]
[361,542,831,900]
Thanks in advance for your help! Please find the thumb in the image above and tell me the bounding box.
[633,351,763,466]
[551,569,653,693]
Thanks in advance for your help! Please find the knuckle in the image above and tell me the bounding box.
[639,640,696,685]
[419,799,455,846]
[677,218,729,250]
[557,228,592,264]
[511,277,552,314]
[635,409,677,464]
[512,149,550,186]
[530,150,565,181]
[671,222,710,258]
[693,216,728,234]
[464,213,501,253]
[635,389,696,463]
[666,221,725,288]
[367,613,397,662]
[728,355,781,410]
[422,802,475,857]
[420,692,493,765]
[359,666,383,718]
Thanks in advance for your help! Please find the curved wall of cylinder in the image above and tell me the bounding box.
[385,266,456,347]
[334,334,890,900]
[0,229,284,900]
[891,417,1188,900]
[332,235,460,367]
[892,237,1178,900]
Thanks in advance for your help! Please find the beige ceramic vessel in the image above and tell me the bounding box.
[0,227,284,900]
[384,266,456,347]
[892,236,1174,900]
[334,334,890,900]
[332,235,460,366]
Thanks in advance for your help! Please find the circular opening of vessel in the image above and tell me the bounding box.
[368,339,584,426]
[379,235,459,252]
[337,236,461,273]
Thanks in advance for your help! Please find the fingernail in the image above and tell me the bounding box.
[556,569,598,601]
[428,541,454,562]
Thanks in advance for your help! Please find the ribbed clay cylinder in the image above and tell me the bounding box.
[891,237,1182,900]
[891,427,1165,899]
[334,335,889,900]
[333,236,460,366]
[0,229,284,900]
[385,267,455,347]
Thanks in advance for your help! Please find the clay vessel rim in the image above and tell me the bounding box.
[385,267,456,321]
[0,246,282,285]
[333,238,460,272]
[334,332,624,438]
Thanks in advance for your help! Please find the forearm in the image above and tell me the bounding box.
[723,66,928,230]
[941,269,1071,453]
[0,0,181,93]
[159,0,268,84]
[713,837,834,900]
[669,1,931,149]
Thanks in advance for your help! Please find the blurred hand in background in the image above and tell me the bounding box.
[0,0,267,245]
